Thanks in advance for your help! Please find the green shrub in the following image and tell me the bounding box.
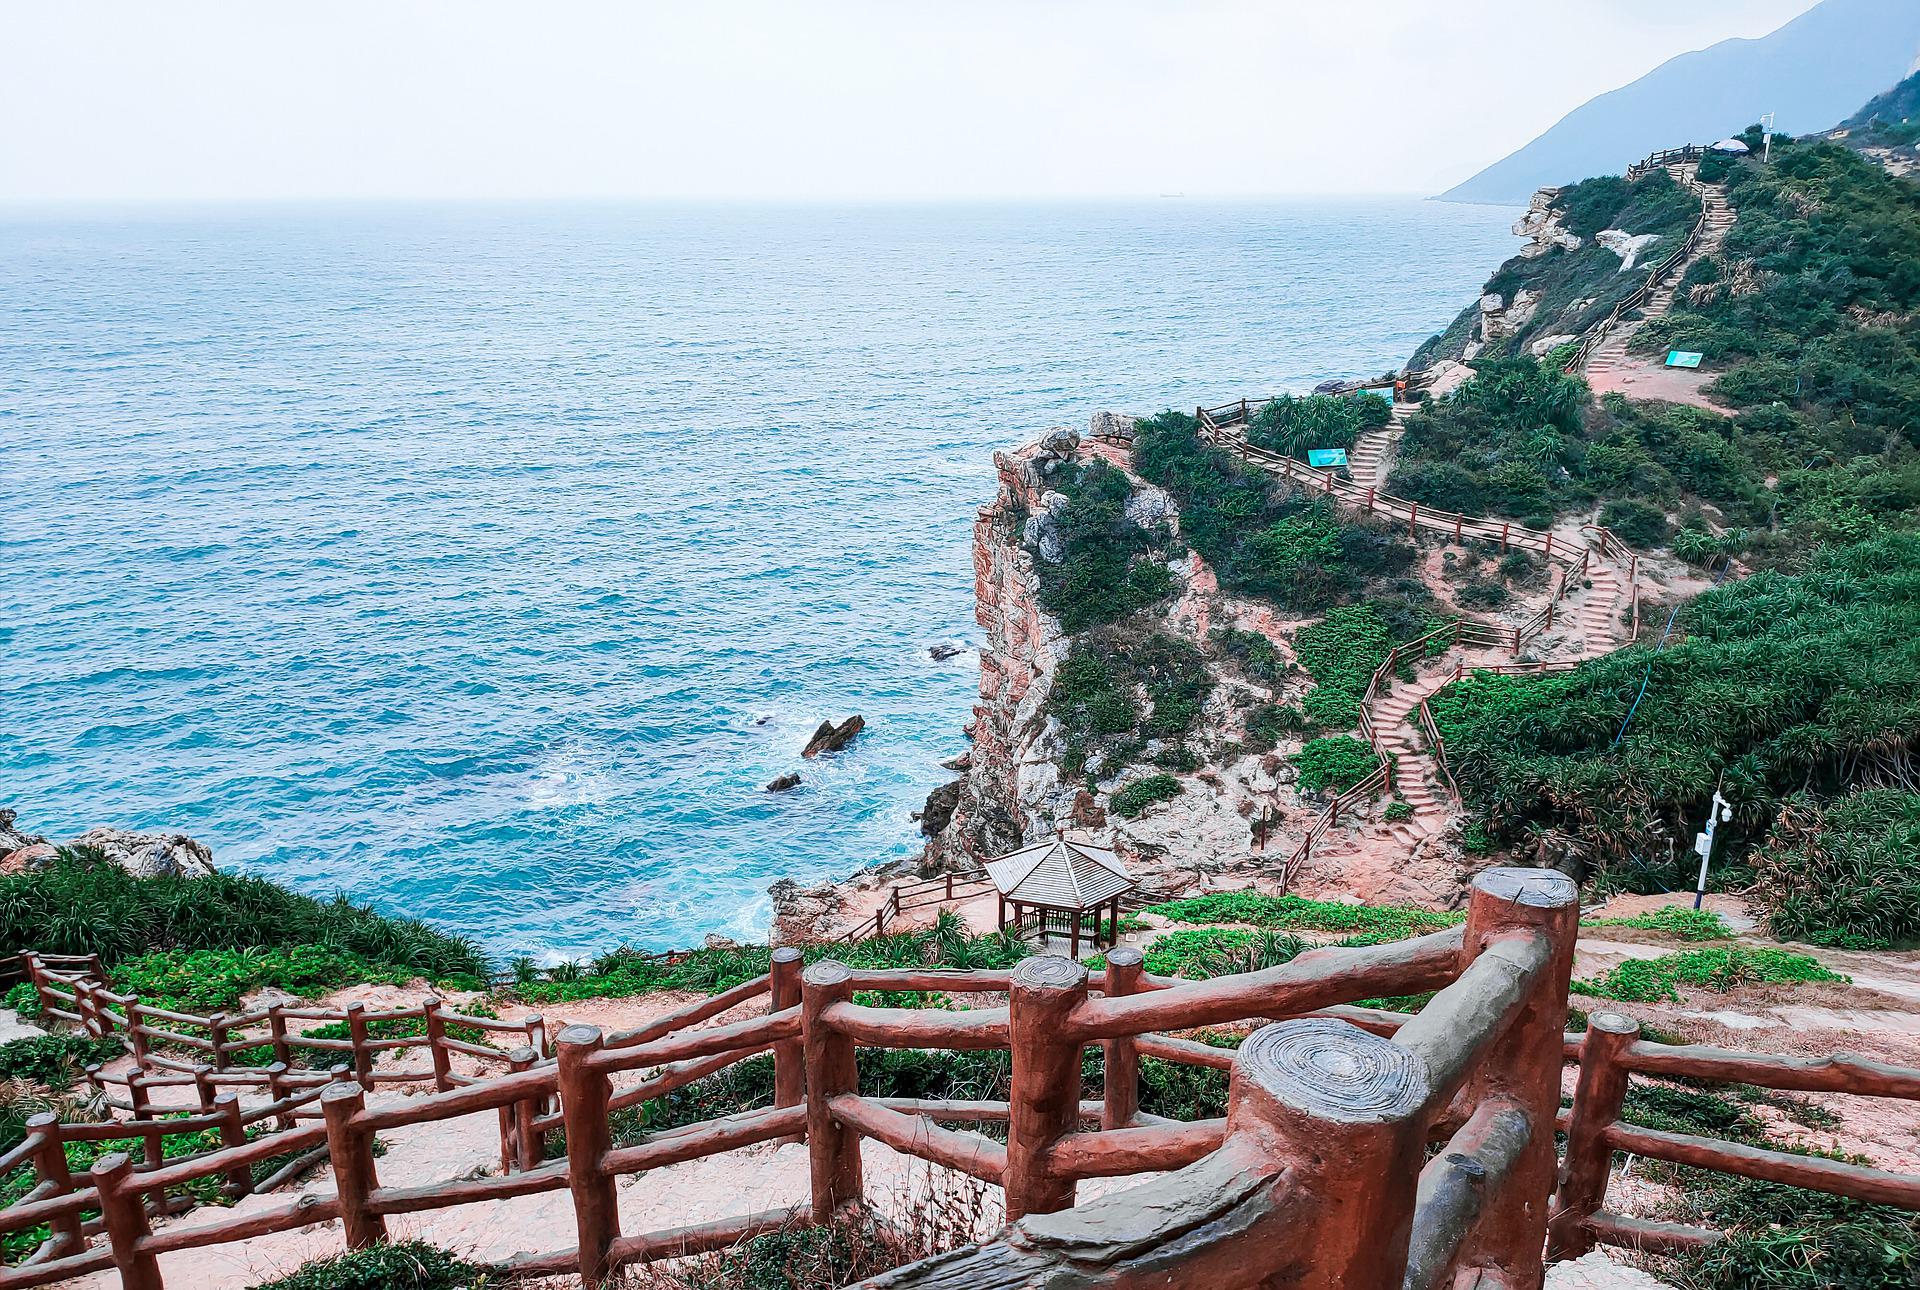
[1244,392,1388,461]
[1242,703,1305,753]
[1111,774,1183,818]
[1382,800,1415,822]
[1048,627,1213,777]
[1290,736,1378,795]
[247,1242,496,1290]
[0,849,488,981]
[3,983,40,1021]
[110,946,426,1016]
[1598,498,1673,547]
[1027,459,1176,633]
[1573,946,1846,1003]
[1292,604,1395,730]
[0,1035,123,1088]
[1749,790,1920,950]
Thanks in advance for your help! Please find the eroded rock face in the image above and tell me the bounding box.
[1596,228,1662,272]
[919,780,962,836]
[768,877,849,943]
[0,810,48,862]
[66,827,215,879]
[1513,189,1583,259]
[1087,411,1137,445]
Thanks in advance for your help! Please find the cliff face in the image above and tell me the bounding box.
[921,430,1089,872]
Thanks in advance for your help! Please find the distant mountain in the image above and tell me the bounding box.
[1440,0,1920,205]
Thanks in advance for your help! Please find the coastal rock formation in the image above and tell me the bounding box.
[919,780,962,836]
[66,826,215,879]
[1596,228,1663,271]
[802,716,865,758]
[0,810,48,867]
[1512,190,1583,258]
[768,877,851,943]
[1087,410,1137,445]
[1464,289,1541,360]
[765,772,802,792]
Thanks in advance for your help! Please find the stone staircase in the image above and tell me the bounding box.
[1346,400,1415,492]
[1584,165,1733,381]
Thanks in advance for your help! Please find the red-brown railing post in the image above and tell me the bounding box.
[770,947,805,1143]
[192,1064,216,1113]
[127,1074,163,1170]
[423,999,453,1091]
[1452,867,1580,1284]
[556,1024,620,1286]
[1408,501,1418,538]
[1100,947,1142,1131]
[344,1002,374,1086]
[26,1114,83,1256]
[208,1013,230,1071]
[320,1082,385,1249]
[1005,955,1088,1220]
[1500,522,1510,551]
[1548,1011,1640,1259]
[266,1062,294,1130]
[125,998,150,1068]
[801,960,861,1222]
[1544,531,1554,560]
[267,1004,292,1069]
[92,1153,162,1290]
[214,1091,252,1200]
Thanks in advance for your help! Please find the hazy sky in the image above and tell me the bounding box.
[1,0,1824,205]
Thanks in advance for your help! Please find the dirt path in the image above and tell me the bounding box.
[1584,164,1736,413]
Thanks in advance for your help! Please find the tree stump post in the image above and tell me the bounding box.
[1100,948,1143,1131]
[125,999,150,1066]
[422,999,453,1091]
[801,960,862,1222]
[127,1075,163,1170]
[1548,1011,1640,1260]
[509,1046,543,1171]
[1452,866,1581,1284]
[556,1024,620,1287]
[208,1013,230,1071]
[265,1062,294,1130]
[92,1153,162,1290]
[26,1114,83,1256]
[320,1082,386,1249]
[1006,955,1089,1220]
[770,947,806,1143]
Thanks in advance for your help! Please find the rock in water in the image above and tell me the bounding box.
[928,642,964,662]
[65,827,215,879]
[0,809,46,857]
[802,716,866,758]
[920,780,963,836]
[765,772,802,792]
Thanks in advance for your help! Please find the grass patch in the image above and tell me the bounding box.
[1111,774,1183,818]
[1144,892,1462,942]
[247,1242,496,1289]
[1573,947,1846,1004]
[1290,736,1379,795]
[1581,907,1734,941]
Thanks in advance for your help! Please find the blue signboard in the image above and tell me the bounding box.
[1308,448,1349,469]
[1666,351,1704,369]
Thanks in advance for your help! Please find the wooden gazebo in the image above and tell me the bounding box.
[986,834,1135,957]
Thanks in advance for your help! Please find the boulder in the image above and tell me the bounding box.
[1529,333,1579,358]
[1596,229,1663,272]
[0,844,56,876]
[1068,789,1107,830]
[1087,411,1137,444]
[919,780,963,836]
[1122,484,1177,530]
[66,827,215,879]
[1038,427,1081,458]
[802,716,866,758]
[928,642,965,662]
[0,809,46,857]
[768,877,849,943]
[765,772,802,793]
[939,749,972,772]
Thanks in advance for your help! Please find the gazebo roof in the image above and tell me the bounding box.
[985,836,1133,910]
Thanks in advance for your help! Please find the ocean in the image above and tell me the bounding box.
[1,198,1516,959]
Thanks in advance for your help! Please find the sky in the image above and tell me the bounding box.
[0,0,1826,205]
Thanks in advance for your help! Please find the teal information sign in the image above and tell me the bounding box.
[1666,351,1704,369]
[1307,448,1349,469]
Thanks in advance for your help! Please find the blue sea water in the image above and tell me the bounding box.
[1,199,1516,959]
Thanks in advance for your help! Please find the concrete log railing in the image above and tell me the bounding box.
[1549,1011,1920,1260]
[863,866,1581,1288]
[835,869,997,943]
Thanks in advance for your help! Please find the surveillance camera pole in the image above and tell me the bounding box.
[1692,786,1732,910]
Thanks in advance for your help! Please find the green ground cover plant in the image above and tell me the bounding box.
[1579,907,1733,941]
[0,1035,122,1087]
[1143,892,1462,941]
[1292,603,1395,729]
[1110,774,1183,818]
[1572,946,1845,1004]
[109,946,428,1016]
[1290,736,1378,795]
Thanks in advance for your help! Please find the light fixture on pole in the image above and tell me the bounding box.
[1761,112,1776,164]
